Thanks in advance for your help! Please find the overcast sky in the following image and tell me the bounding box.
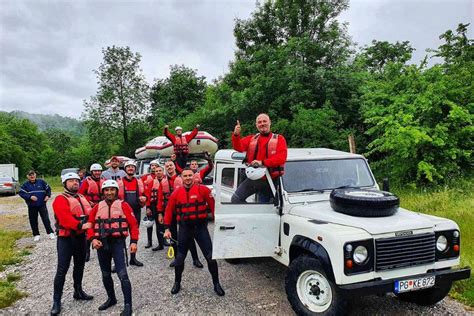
[0,0,472,118]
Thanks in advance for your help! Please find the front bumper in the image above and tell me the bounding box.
[338,267,471,297]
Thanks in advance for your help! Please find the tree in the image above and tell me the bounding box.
[149,65,207,128]
[356,40,415,73]
[82,46,150,155]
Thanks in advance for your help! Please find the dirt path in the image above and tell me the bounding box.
[0,194,472,315]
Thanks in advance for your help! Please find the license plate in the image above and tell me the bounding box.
[394,276,435,293]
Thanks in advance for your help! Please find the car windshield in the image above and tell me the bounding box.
[282,158,375,193]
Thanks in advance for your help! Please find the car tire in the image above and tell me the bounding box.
[285,255,346,315]
[330,188,399,217]
[395,281,452,306]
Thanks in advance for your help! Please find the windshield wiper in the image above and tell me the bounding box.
[334,185,359,189]
[296,188,326,193]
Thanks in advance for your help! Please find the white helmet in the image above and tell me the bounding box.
[142,216,154,228]
[175,126,183,131]
[150,159,160,166]
[61,172,81,184]
[124,160,137,169]
[101,179,119,191]
[90,163,103,171]
[245,167,266,181]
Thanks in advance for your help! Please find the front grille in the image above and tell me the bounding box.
[375,233,435,271]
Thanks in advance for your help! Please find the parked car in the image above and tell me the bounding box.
[0,176,20,195]
[212,148,471,315]
[60,168,79,176]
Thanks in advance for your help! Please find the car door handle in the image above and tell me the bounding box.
[219,226,235,230]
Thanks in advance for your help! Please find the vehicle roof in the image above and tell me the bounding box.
[215,148,365,162]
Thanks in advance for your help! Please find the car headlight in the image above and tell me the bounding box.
[436,235,448,252]
[353,245,368,264]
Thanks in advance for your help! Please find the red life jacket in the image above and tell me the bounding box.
[161,176,182,201]
[174,135,189,155]
[56,193,92,237]
[116,178,125,200]
[142,174,155,190]
[93,200,129,238]
[150,177,161,203]
[246,133,285,178]
[85,177,104,203]
[174,185,212,222]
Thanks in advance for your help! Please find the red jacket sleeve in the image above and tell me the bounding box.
[263,135,288,168]
[231,133,252,152]
[53,195,81,231]
[185,127,199,142]
[122,202,139,242]
[174,161,183,174]
[199,160,213,179]
[164,189,178,226]
[199,185,215,218]
[164,127,175,144]
[87,204,99,240]
[78,180,89,197]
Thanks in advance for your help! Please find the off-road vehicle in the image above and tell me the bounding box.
[212,148,470,315]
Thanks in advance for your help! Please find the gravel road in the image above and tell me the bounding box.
[0,194,472,315]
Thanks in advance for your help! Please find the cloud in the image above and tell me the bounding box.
[0,0,471,118]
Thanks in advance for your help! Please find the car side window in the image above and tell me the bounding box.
[221,168,235,188]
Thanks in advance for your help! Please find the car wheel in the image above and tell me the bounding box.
[285,255,346,315]
[395,281,452,306]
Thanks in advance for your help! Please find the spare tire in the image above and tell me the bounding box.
[330,188,399,217]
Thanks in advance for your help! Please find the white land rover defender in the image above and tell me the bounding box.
[211,148,471,315]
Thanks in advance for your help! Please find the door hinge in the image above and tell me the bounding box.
[274,246,282,256]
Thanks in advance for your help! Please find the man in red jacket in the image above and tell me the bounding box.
[231,113,288,203]
[163,168,224,296]
[87,179,139,316]
[50,172,94,315]
[164,124,200,168]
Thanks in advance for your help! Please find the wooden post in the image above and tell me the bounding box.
[348,134,356,153]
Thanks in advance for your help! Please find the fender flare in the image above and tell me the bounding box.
[290,235,335,282]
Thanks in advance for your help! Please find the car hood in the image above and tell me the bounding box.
[290,202,434,235]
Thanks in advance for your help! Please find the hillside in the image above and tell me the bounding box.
[6,110,85,136]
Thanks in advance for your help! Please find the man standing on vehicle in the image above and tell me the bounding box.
[19,170,56,241]
[163,168,224,296]
[50,172,94,315]
[164,124,200,169]
[159,160,203,268]
[122,160,146,266]
[231,113,287,203]
[101,156,127,181]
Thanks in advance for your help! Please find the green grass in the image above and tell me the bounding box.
[43,175,63,192]
[0,231,29,308]
[393,178,474,307]
[0,273,26,308]
[0,230,29,272]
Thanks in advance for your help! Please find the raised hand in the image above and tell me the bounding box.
[234,120,241,136]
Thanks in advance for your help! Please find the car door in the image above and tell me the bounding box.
[212,162,281,259]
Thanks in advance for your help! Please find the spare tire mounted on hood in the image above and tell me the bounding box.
[330,188,399,217]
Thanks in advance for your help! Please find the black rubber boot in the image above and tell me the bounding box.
[50,300,61,315]
[171,264,183,294]
[98,298,117,311]
[145,228,153,248]
[152,245,164,251]
[73,286,94,300]
[171,282,181,294]
[169,259,176,267]
[129,253,144,267]
[214,283,225,296]
[121,304,132,316]
[193,259,204,268]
